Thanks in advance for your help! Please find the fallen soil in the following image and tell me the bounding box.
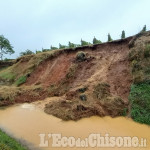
[1,32,149,121]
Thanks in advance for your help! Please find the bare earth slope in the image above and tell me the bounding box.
[0,35,138,120]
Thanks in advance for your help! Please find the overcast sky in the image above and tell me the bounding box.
[0,0,150,59]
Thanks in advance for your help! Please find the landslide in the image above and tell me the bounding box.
[1,32,149,123]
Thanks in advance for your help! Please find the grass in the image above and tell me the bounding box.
[129,82,150,125]
[0,85,42,102]
[129,43,150,125]
[15,76,27,86]
[0,129,27,150]
[0,70,16,82]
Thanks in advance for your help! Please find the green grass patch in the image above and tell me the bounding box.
[129,82,150,125]
[15,76,27,86]
[0,129,27,150]
[0,70,16,82]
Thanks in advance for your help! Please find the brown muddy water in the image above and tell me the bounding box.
[0,103,150,150]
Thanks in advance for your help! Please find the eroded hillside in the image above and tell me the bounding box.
[0,31,150,123]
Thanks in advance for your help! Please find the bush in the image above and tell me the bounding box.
[129,83,150,125]
[50,46,58,50]
[81,39,90,46]
[121,30,125,39]
[108,33,113,42]
[15,75,27,86]
[59,43,67,49]
[141,25,146,33]
[76,51,86,62]
[68,42,76,48]
[93,37,102,44]
[20,49,34,56]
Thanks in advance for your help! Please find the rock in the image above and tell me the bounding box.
[79,94,87,101]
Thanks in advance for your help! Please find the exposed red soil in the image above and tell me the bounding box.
[0,36,134,120]
[25,53,75,87]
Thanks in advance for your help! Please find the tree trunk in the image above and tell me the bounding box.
[0,47,3,60]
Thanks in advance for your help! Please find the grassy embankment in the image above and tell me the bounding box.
[0,129,27,150]
[129,43,150,125]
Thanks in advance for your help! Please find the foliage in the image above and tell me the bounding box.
[121,30,125,39]
[141,25,146,32]
[93,37,102,44]
[59,43,67,49]
[0,70,16,82]
[81,39,90,46]
[121,108,128,116]
[0,35,14,60]
[15,75,27,86]
[42,49,50,52]
[50,45,58,50]
[107,33,113,42]
[0,129,27,150]
[68,41,76,48]
[20,49,34,56]
[76,51,86,62]
[36,50,41,54]
[129,83,150,125]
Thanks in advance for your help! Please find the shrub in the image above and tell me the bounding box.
[68,42,76,48]
[76,51,86,62]
[129,83,150,125]
[50,46,58,50]
[121,30,125,39]
[59,43,67,49]
[20,49,34,56]
[107,33,113,42]
[93,37,102,44]
[141,25,146,33]
[36,50,41,54]
[15,75,27,86]
[81,39,90,46]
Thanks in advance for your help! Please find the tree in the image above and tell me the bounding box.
[81,39,90,46]
[93,37,102,44]
[68,41,76,48]
[50,45,58,50]
[108,33,113,42]
[121,30,125,39]
[141,25,146,32]
[20,49,34,56]
[59,43,67,49]
[0,35,14,60]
